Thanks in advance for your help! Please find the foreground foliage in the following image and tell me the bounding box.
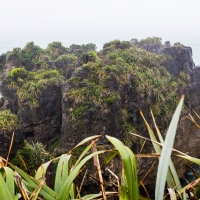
[1,97,200,199]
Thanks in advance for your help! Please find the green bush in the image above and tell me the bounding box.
[56,54,77,63]
[121,41,130,49]
[46,41,66,60]
[88,51,97,61]
[0,110,18,132]
[73,105,85,117]
[139,36,162,45]
[11,141,52,176]
[103,39,121,48]
[108,52,118,60]
[105,95,117,104]
[6,68,28,82]
[21,42,45,70]
[4,68,63,106]
[104,65,120,74]
[69,44,82,50]
[84,43,96,51]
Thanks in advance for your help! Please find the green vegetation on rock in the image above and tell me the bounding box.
[3,68,63,106]
[11,140,52,176]
[139,36,162,45]
[65,39,189,126]
[0,38,191,150]
[0,110,18,132]
[21,42,45,70]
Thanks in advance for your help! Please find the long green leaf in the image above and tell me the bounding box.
[150,110,182,191]
[125,146,139,198]
[10,163,57,200]
[120,167,129,200]
[70,135,101,152]
[81,193,102,199]
[101,150,118,168]
[106,135,139,200]
[4,167,15,198]
[35,160,52,181]
[57,151,105,200]
[14,193,22,200]
[72,143,93,170]
[155,96,184,200]
[69,183,75,199]
[178,154,200,165]
[0,172,13,200]
[140,112,174,188]
[30,179,45,200]
[54,154,71,193]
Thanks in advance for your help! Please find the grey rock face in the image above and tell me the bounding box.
[0,53,22,81]
[162,45,195,76]
[0,84,62,158]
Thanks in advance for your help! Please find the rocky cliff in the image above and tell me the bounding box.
[0,38,199,190]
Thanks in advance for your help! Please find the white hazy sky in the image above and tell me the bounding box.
[1,0,199,35]
[0,0,200,63]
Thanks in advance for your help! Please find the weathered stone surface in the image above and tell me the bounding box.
[0,53,22,81]
[162,45,195,76]
[1,84,62,157]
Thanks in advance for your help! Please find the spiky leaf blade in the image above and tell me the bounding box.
[155,96,184,200]
[106,135,139,200]
[54,154,71,193]
[4,167,15,198]
[0,172,13,200]
[35,160,52,182]
[57,151,105,200]
[150,110,182,191]
[9,163,57,200]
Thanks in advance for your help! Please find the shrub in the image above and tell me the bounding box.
[108,52,118,60]
[88,50,97,61]
[139,37,162,45]
[56,54,77,63]
[73,105,85,117]
[103,39,121,48]
[104,65,120,74]
[6,68,28,82]
[80,51,97,64]
[121,41,130,49]
[105,94,117,104]
[0,110,18,132]
[21,42,44,70]
[11,141,52,176]
[84,43,96,51]
[69,44,82,50]
[46,41,66,60]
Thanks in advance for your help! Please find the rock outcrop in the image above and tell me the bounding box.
[0,38,200,193]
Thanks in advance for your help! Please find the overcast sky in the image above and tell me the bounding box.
[1,0,199,35]
[0,0,200,63]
